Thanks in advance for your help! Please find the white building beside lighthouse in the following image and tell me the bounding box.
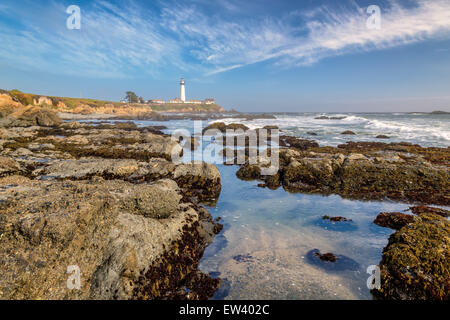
[180,78,186,102]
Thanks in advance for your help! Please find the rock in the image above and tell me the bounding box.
[0,117,224,300]
[322,216,352,222]
[33,158,144,180]
[306,249,359,271]
[33,96,53,106]
[345,153,367,161]
[0,178,222,300]
[341,130,356,135]
[17,106,62,127]
[430,111,450,115]
[232,254,253,263]
[33,158,221,202]
[306,132,318,136]
[60,121,86,129]
[315,116,346,120]
[237,143,449,205]
[203,122,249,134]
[119,179,182,219]
[172,162,222,202]
[0,156,20,177]
[376,135,390,139]
[282,156,338,192]
[262,125,279,130]
[279,136,319,150]
[373,212,450,300]
[314,252,337,262]
[27,143,55,151]
[373,212,416,230]
[0,94,22,118]
[1,106,62,127]
[236,164,261,180]
[408,205,450,218]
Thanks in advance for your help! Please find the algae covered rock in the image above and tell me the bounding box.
[279,136,319,150]
[173,161,221,202]
[0,156,20,177]
[0,178,221,300]
[373,212,416,230]
[373,212,450,300]
[237,145,449,205]
[408,205,450,218]
[202,122,249,134]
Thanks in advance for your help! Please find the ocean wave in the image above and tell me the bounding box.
[207,114,449,146]
[365,119,450,141]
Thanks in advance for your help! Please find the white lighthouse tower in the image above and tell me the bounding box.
[180,78,186,103]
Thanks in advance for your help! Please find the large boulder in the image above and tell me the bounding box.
[236,146,449,205]
[1,106,62,127]
[33,158,221,202]
[373,212,417,230]
[0,93,24,119]
[373,212,450,300]
[0,178,221,300]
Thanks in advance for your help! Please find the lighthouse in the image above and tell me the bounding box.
[180,78,186,102]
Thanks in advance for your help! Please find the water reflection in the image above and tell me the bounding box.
[199,165,412,300]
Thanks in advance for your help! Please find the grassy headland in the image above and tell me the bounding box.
[0,89,225,119]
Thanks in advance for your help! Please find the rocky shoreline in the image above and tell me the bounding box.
[0,105,223,299]
[226,125,449,300]
[236,137,449,206]
[372,206,449,300]
[1,96,449,300]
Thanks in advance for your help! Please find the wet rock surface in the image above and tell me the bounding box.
[202,122,249,134]
[236,140,449,205]
[306,249,360,271]
[374,212,416,230]
[408,205,450,218]
[322,216,352,222]
[372,209,450,300]
[0,110,223,300]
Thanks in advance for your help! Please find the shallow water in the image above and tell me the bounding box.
[199,164,413,300]
[94,114,448,300]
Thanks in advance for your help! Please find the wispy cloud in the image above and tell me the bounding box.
[0,0,449,78]
[176,0,450,74]
[0,0,183,78]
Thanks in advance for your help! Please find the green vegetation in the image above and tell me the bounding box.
[1,89,224,113]
[9,89,34,105]
[125,91,139,104]
[52,96,122,109]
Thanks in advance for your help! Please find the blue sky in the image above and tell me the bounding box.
[0,0,449,112]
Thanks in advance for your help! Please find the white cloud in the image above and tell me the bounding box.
[0,0,184,78]
[0,0,449,78]
[163,0,450,74]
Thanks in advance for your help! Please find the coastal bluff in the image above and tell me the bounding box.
[0,90,225,120]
